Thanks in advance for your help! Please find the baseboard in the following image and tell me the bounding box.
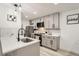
[59,49,79,56]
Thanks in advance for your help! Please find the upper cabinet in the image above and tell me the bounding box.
[43,15,53,29]
[44,13,60,29]
[30,18,42,29]
[30,19,37,29]
[30,12,60,30]
[53,13,60,29]
[33,20,36,29]
[48,15,54,29]
[43,16,49,28]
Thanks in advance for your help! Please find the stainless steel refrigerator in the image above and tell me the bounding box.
[24,26,34,37]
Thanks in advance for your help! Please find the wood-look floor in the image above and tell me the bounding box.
[40,47,79,56]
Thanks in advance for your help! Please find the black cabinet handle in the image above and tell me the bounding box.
[50,40,53,48]
[53,37,55,39]
[50,40,53,45]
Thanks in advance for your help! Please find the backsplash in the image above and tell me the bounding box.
[0,28,18,38]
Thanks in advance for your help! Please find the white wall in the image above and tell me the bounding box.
[0,4,21,28]
[0,4,21,38]
[21,13,29,29]
[60,8,79,54]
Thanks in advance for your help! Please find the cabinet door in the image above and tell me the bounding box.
[44,16,49,28]
[46,36,51,48]
[31,20,34,25]
[53,13,59,29]
[51,37,60,50]
[48,15,54,28]
[40,17,44,22]
[32,20,35,28]
[51,37,56,50]
[42,35,46,46]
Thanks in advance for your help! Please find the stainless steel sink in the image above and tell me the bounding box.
[21,38,33,43]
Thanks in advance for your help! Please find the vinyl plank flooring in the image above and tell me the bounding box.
[40,46,79,56]
[40,47,63,56]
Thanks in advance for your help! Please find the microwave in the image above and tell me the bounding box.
[37,22,44,28]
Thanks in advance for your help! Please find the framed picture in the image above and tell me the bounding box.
[7,14,17,22]
[67,14,79,24]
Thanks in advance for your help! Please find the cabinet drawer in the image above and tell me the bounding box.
[53,37,56,39]
[51,38,60,50]
[47,36,52,39]
[46,40,51,48]
[42,36,45,38]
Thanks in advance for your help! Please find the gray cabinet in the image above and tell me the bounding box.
[46,36,51,48]
[48,15,54,28]
[53,13,60,29]
[43,16,49,28]
[30,20,36,29]
[43,15,53,29]
[30,13,60,29]
[30,18,44,29]
[51,36,60,50]
[42,35,47,47]
[42,34,60,50]
[44,13,60,29]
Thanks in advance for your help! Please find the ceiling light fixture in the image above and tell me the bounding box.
[25,16,28,18]
[33,11,37,15]
[54,3,59,5]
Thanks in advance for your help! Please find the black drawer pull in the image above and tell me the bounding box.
[50,40,53,45]
[53,37,55,39]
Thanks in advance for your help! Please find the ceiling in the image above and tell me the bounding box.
[21,3,79,20]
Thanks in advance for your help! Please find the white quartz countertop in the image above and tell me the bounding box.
[44,34,60,37]
[0,37,40,55]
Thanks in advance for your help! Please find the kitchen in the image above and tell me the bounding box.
[0,3,79,56]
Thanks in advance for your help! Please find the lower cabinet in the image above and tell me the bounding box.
[46,36,51,48]
[51,37,60,50]
[42,35,47,47]
[42,35,60,50]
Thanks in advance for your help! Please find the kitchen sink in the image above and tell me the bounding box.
[21,38,33,43]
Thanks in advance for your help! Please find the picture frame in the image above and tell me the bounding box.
[7,14,17,22]
[67,14,79,24]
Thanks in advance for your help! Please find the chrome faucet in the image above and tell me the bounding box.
[17,24,25,41]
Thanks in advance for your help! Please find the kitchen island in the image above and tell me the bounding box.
[0,37,40,56]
